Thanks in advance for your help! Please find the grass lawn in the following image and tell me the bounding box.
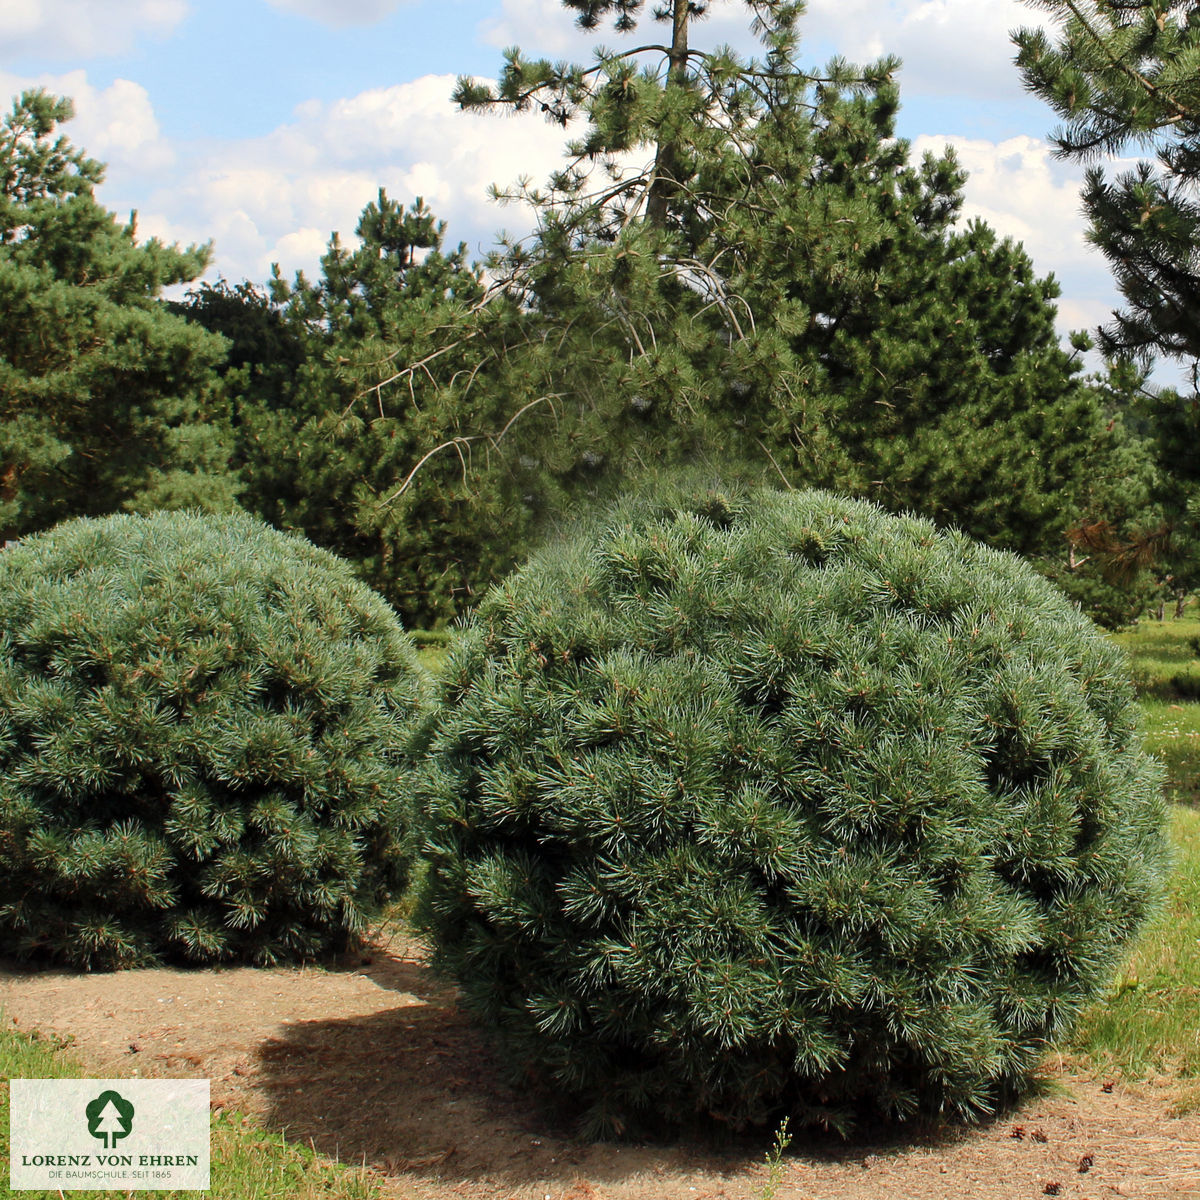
[1110,608,1200,803]
[1068,805,1200,1084]
[1063,607,1200,1091]
[1112,608,1200,701]
[1140,698,1200,806]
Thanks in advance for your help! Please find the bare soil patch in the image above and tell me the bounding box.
[2,934,1199,1200]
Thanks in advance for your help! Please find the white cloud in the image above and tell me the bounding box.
[913,133,1091,269]
[480,0,621,56]
[804,0,1056,97]
[129,74,575,283]
[478,0,772,63]
[0,65,574,282]
[0,70,175,175]
[0,0,186,60]
[478,1,1058,100]
[910,131,1152,352]
[1057,296,1114,334]
[261,0,411,26]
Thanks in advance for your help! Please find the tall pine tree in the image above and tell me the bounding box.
[340,1,1152,621]
[1014,0,1200,373]
[1014,0,1200,608]
[0,90,236,542]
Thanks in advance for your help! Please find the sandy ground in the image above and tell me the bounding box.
[3,934,1200,1200]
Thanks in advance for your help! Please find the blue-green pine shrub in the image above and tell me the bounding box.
[416,484,1169,1136]
[0,510,426,969]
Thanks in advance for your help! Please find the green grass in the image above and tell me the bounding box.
[1064,610,1200,1090]
[1109,607,1200,803]
[0,1022,382,1200]
[1141,698,1200,806]
[415,639,449,677]
[1069,805,1200,1081]
[1112,608,1200,701]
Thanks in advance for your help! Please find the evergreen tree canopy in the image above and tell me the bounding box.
[0,510,428,970]
[1014,0,1200,374]
[167,277,307,414]
[174,192,527,628]
[326,1,1158,625]
[416,482,1169,1137]
[1014,1,1200,604]
[0,90,237,541]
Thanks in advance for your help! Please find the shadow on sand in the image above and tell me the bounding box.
[254,948,989,1193]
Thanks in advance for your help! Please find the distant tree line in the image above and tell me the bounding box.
[2,0,1196,629]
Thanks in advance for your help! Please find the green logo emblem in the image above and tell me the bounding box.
[85,1089,135,1149]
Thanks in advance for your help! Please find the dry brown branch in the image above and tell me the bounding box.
[377,394,563,506]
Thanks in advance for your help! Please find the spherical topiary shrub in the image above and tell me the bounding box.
[415,484,1169,1137]
[0,510,427,970]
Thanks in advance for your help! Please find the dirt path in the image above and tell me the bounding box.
[3,935,1199,1200]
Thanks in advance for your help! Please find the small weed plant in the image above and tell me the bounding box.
[759,1116,793,1200]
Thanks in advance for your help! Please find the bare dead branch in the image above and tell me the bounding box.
[377,393,564,506]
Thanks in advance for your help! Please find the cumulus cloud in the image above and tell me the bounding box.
[0,69,175,175]
[914,133,1091,269]
[0,0,186,61]
[0,62,578,283]
[479,0,793,62]
[480,0,624,57]
[911,131,1148,349]
[804,0,1056,97]
[128,74,575,284]
[478,1,1058,99]
[261,0,413,26]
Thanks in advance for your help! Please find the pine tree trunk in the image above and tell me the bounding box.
[645,0,691,229]
[1,463,18,545]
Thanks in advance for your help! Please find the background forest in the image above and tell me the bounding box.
[2,0,1198,634]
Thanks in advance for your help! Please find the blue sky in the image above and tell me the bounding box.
[2,0,1171,381]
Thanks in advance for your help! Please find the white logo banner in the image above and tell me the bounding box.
[9,1079,210,1191]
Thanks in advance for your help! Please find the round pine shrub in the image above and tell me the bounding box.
[0,510,427,969]
[416,484,1169,1137]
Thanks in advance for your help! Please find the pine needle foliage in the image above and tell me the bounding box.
[1014,1,1200,611]
[1014,0,1200,374]
[416,482,1169,1137]
[0,510,427,970]
[310,3,1157,629]
[1,90,237,541]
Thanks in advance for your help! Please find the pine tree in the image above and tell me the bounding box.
[167,277,307,419]
[1013,1,1200,607]
[0,90,238,540]
[1014,0,1200,373]
[174,193,531,628]
[341,1,1156,623]
[0,510,428,969]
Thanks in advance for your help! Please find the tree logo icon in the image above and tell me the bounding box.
[85,1090,135,1149]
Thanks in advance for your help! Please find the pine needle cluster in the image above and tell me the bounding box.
[416,482,1169,1136]
[0,510,427,969]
